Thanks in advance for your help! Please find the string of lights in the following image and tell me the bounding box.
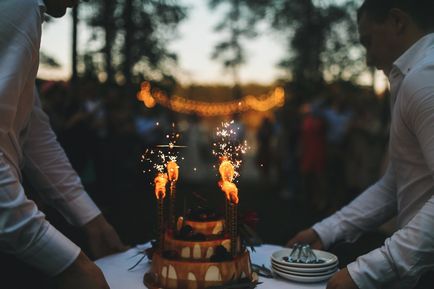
[137,81,285,116]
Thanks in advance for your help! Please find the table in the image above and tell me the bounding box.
[96,243,327,289]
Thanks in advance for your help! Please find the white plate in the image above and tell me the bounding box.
[271,259,338,272]
[272,264,337,277]
[271,248,338,268]
[272,266,336,283]
[271,260,338,274]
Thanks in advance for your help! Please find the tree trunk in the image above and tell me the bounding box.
[123,0,133,85]
[71,6,79,97]
[103,0,115,84]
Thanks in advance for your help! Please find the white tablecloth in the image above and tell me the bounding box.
[96,243,327,289]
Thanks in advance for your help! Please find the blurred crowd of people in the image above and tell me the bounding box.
[36,78,390,242]
[256,83,390,215]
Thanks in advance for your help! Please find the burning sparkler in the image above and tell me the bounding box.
[215,121,248,257]
[219,160,239,257]
[141,123,186,248]
[154,173,168,251]
[167,160,179,232]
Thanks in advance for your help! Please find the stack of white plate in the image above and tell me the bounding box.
[270,248,338,283]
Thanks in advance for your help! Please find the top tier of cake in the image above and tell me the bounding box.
[164,218,240,262]
[184,219,223,235]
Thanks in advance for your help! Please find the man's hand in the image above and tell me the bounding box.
[286,228,324,249]
[83,214,129,259]
[327,268,359,289]
[49,251,109,289]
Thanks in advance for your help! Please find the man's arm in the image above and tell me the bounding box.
[0,0,81,277]
[22,91,128,258]
[346,195,434,289]
[0,151,81,275]
[22,93,101,227]
[0,150,111,289]
[346,83,434,289]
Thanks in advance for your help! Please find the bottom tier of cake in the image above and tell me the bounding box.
[144,251,255,289]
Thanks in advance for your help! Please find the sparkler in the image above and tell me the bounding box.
[167,160,179,232]
[154,173,168,251]
[215,121,248,257]
[219,164,239,257]
[141,123,186,249]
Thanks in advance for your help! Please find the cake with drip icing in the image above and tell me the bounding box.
[143,208,257,289]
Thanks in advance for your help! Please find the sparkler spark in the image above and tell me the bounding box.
[141,123,185,185]
[213,120,249,181]
[156,143,187,149]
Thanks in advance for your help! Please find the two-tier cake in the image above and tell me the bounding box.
[143,159,257,289]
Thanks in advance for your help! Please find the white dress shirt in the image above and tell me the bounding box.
[313,33,434,289]
[0,0,101,276]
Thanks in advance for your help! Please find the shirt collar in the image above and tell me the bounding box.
[391,33,434,77]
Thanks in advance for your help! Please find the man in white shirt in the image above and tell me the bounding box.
[0,0,127,288]
[287,1,434,289]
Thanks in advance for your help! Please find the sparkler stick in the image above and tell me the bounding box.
[157,198,164,251]
[219,157,234,234]
[225,199,229,234]
[230,201,238,257]
[154,173,168,251]
[214,121,248,256]
[167,161,179,232]
[219,159,239,257]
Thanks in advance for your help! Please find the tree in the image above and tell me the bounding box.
[211,0,365,86]
[273,0,361,84]
[81,0,187,85]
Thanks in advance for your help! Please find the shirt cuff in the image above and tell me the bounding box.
[312,216,341,249]
[55,192,101,227]
[19,224,80,276]
[347,248,397,289]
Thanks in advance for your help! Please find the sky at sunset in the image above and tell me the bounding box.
[38,0,286,85]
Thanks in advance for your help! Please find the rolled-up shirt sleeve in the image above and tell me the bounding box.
[22,94,101,227]
[0,152,81,276]
[347,196,434,289]
[313,164,397,249]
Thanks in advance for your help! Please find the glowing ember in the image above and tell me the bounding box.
[220,180,239,204]
[154,173,168,199]
[167,161,179,182]
[219,158,235,183]
[218,156,239,204]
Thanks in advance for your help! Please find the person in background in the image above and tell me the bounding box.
[287,0,434,289]
[299,101,327,212]
[0,1,127,289]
